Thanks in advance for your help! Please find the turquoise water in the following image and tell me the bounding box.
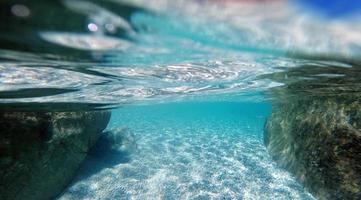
[60,102,314,199]
[1,0,361,199]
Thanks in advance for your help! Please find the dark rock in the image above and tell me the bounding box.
[263,61,361,200]
[0,110,111,200]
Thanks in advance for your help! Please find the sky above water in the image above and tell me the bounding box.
[297,0,361,17]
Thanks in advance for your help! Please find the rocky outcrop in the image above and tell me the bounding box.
[0,110,111,200]
[264,61,361,199]
[265,98,361,199]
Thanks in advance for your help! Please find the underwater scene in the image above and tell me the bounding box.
[0,0,361,199]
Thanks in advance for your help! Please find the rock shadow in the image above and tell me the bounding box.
[72,127,137,182]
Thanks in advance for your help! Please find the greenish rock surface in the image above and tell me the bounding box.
[264,61,361,199]
[0,110,111,200]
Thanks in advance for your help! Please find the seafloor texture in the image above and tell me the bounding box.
[60,102,315,200]
[0,110,110,200]
[264,61,361,200]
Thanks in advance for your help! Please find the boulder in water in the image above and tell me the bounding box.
[264,61,361,199]
[0,110,111,200]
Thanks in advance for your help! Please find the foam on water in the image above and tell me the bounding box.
[60,102,315,199]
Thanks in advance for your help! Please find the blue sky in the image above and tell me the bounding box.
[297,0,361,17]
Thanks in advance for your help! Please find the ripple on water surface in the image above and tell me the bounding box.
[60,102,315,200]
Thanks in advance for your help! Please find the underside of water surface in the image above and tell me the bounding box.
[1,0,361,200]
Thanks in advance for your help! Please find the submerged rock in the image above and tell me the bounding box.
[97,127,137,154]
[89,126,137,163]
[265,98,361,199]
[264,61,361,199]
[0,110,110,200]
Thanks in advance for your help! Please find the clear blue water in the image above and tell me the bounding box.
[59,102,314,199]
[1,0,361,199]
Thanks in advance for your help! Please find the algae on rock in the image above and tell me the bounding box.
[0,110,111,200]
[264,61,361,200]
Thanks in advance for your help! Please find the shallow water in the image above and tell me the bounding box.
[1,0,361,199]
[60,102,314,199]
